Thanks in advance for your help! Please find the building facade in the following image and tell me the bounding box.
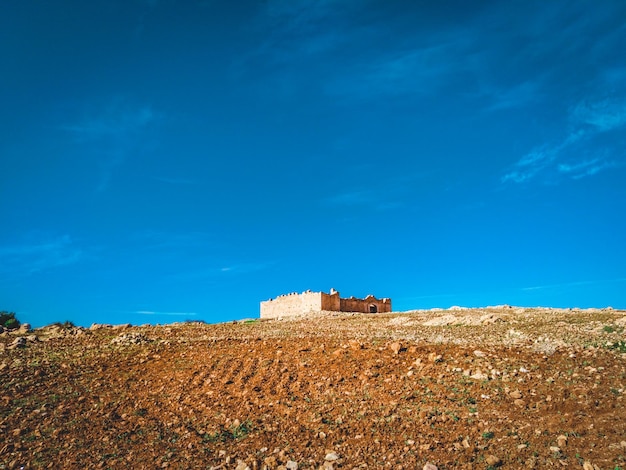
[260,288,391,319]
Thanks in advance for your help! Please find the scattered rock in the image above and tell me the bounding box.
[470,370,488,380]
[389,341,402,355]
[17,323,31,334]
[2,306,626,468]
[478,314,502,324]
[525,456,537,468]
[428,352,443,363]
[485,455,501,466]
[8,337,26,349]
[36,323,86,340]
[423,315,457,326]
[111,332,151,346]
[235,460,250,470]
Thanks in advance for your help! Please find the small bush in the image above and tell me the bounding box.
[605,340,626,353]
[50,321,76,329]
[0,311,20,330]
[203,420,253,443]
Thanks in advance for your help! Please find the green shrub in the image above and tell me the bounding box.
[0,311,20,330]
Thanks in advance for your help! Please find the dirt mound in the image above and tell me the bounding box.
[1,307,625,468]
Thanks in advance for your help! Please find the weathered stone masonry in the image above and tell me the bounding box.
[260,288,391,319]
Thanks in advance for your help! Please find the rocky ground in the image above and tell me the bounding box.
[1,306,626,469]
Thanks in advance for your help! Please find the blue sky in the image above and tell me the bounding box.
[2,0,625,327]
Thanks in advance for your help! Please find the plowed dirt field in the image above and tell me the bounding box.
[2,307,626,469]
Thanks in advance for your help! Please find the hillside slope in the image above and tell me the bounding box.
[2,307,625,469]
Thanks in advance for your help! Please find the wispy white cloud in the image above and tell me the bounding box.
[250,0,624,114]
[484,80,542,112]
[249,0,362,68]
[501,146,557,184]
[502,96,626,184]
[0,234,82,277]
[62,99,160,191]
[572,98,626,132]
[557,158,617,180]
[62,106,155,139]
[165,261,275,283]
[329,39,468,98]
[522,278,626,291]
[134,310,197,316]
[219,262,275,274]
[325,190,373,206]
[264,0,352,32]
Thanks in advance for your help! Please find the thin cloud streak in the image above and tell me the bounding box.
[166,261,275,282]
[0,235,82,277]
[502,96,626,184]
[558,158,617,180]
[134,310,197,316]
[249,0,625,121]
[219,262,275,274]
[572,98,626,132]
[522,278,626,291]
[62,105,157,140]
[61,100,160,191]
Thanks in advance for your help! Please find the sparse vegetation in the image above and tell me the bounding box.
[204,421,253,443]
[605,340,626,353]
[51,320,76,329]
[0,311,20,330]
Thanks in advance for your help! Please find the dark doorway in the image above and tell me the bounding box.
[369,304,377,313]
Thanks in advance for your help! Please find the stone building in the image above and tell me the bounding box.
[260,288,391,319]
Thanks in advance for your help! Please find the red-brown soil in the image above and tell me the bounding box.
[1,307,625,469]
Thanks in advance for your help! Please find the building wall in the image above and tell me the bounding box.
[260,291,323,319]
[340,295,391,313]
[260,290,391,318]
[320,291,341,311]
